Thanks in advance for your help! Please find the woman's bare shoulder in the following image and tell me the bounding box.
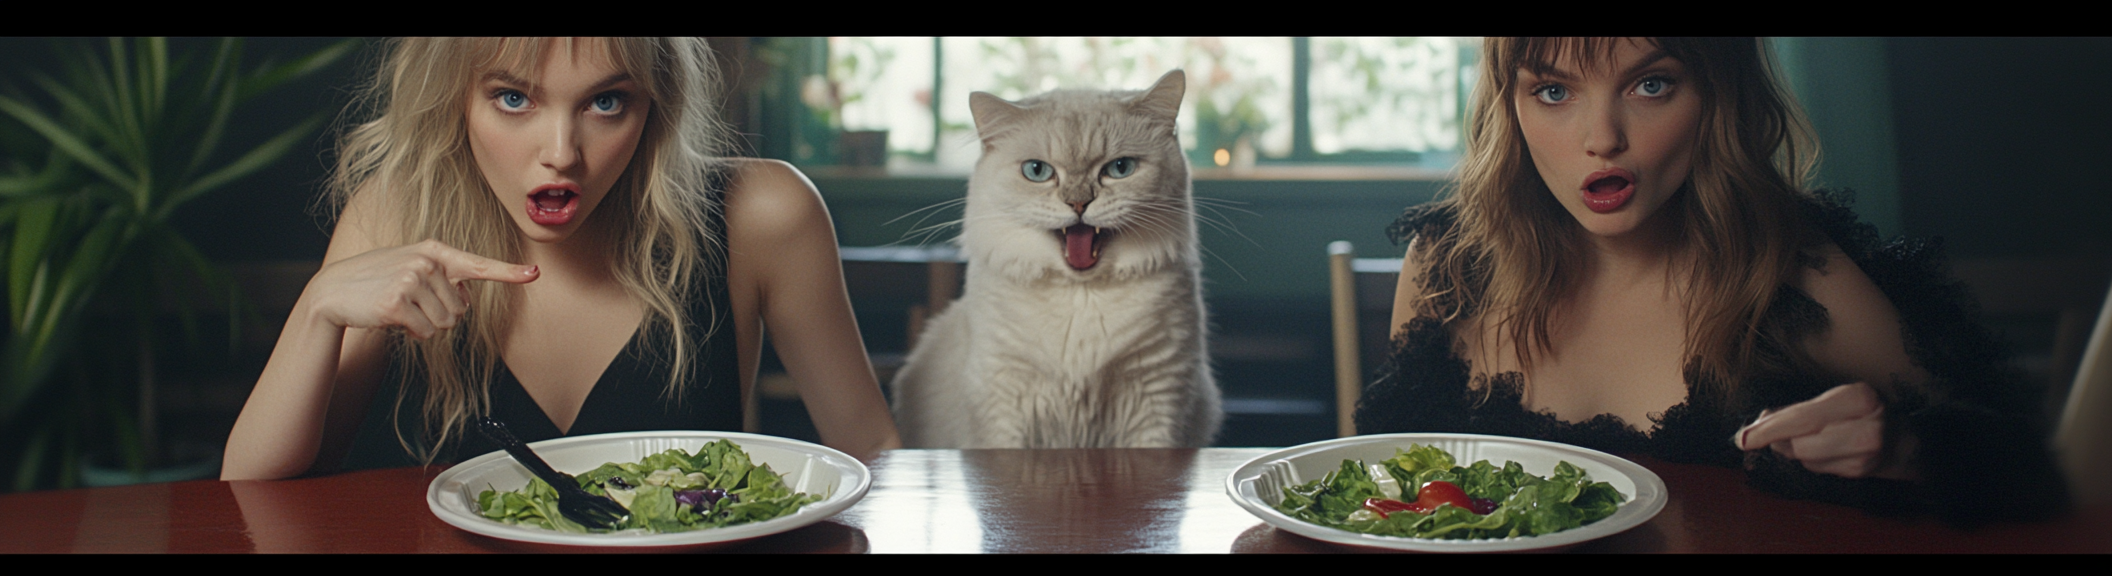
[722,158,815,200]
[1391,235,1437,338]
[721,159,828,230]
[1795,243,1928,386]
[324,181,395,264]
[719,159,837,272]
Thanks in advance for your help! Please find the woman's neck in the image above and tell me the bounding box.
[1578,207,1686,291]
[517,217,623,292]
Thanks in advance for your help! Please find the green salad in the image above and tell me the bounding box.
[477,439,822,534]
[1272,444,1625,540]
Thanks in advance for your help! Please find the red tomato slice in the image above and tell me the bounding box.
[1362,498,1421,519]
[1414,481,1473,512]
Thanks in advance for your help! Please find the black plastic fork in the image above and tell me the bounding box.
[475,418,631,530]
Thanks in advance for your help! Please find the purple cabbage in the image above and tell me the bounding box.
[674,488,735,514]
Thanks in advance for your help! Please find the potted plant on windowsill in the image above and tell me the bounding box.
[0,37,352,491]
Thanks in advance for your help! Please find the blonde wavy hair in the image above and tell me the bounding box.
[326,38,732,461]
[1414,37,1823,394]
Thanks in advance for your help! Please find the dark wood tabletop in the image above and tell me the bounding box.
[3,448,2106,553]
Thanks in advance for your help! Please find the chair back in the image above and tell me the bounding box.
[1951,257,2110,419]
[2057,276,2112,505]
[1328,241,1405,437]
[746,246,963,432]
[1329,242,1357,437]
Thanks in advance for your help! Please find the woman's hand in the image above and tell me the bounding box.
[223,238,539,480]
[1735,382,1914,480]
[305,239,540,338]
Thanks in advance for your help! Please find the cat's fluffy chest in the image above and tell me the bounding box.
[947,269,1211,448]
[965,270,1202,380]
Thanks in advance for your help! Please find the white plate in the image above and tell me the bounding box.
[428,431,870,549]
[1226,433,1666,553]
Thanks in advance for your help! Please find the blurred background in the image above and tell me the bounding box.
[0,37,2104,492]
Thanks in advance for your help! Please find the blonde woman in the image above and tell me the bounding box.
[223,38,900,480]
[1358,37,2067,523]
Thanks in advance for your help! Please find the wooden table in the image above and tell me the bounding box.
[4,448,2106,553]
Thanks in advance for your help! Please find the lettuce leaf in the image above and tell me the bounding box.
[1271,443,1627,540]
[475,440,817,534]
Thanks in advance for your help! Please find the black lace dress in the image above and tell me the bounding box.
[338,180,742,470]
[1353,192,2070,525]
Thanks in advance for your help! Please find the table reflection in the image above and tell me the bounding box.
[962,449,1196,553]
[2,448,2103,553]
[72,482,170,553]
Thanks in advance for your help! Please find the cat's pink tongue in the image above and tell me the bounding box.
[1064,224,1099,270]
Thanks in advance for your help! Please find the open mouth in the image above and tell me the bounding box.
[1580,170,1635,214]
[527,187,580,226]
[1058,224,1107,270]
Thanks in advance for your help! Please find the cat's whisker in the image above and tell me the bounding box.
[885,197,971,230]
[1197,243,1248,282]
[1190,197,1260,247]
[892,196,969,221]
[893,212,1017,248]
[1192,196,1260,217]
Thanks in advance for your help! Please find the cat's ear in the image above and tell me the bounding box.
[970,92,1026,138]
[1128,69,1186,123]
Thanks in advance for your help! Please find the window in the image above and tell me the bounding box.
[772,37,1479,172]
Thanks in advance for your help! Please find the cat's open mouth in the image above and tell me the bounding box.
[1059,224,1106,270]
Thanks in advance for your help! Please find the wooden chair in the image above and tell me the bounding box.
[1951,257,2111,417]
[2056,273,2112,506]
[1328,241,1404,437]
[746,245,964,432]
[838,245,965,350]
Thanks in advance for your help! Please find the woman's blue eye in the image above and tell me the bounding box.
[1635,77,1670,97]
[1022,160,1054,182]
[497,90,530,111]
[591,94,624,114]
[1103,157,1137,179]
[1533,84,1569,104]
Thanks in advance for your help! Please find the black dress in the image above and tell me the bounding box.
[1353,191,2070,525]
[340,191,740,470]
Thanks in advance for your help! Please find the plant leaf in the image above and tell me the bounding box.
[26,73,120,151]
[0,95,138,192]
[31,214,130,366]
[8,197,61,328]
[95,38,150,181]
[144,38,168,130]
[161,114,322,218]
[236,38,358,102]
[9,426,49,492]
[187,43,242,176]
[0,154,75,198]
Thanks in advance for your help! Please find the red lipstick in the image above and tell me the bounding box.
[527,183,580,226]
[1580,168,1635,214]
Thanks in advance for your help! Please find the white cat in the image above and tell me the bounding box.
[890,70,1222,448]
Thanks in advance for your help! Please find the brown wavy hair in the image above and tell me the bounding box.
[1412,37,1822,394]
[326,38,732,461]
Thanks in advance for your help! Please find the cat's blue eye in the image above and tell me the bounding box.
[1102,157,1137,179]
[1022,160,1054,183]
[590,92,625,114]
[497,89,530,111]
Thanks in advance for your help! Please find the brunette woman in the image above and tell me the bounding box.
[1359,37,2066,523]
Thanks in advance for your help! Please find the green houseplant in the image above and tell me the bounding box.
[0,37,353,491]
